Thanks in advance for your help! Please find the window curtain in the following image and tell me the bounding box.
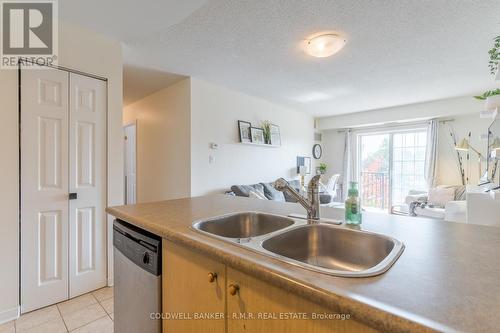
[424,119,438,188]
[342,129,354,200]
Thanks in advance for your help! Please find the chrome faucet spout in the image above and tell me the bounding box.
[274,175,321,222]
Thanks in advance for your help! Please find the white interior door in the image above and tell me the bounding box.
[69,73,107,297]
[21,65,70,313]
[124,123,136,204]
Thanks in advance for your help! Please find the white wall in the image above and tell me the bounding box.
[123,79,191,202]
[320,129,346,181]
[438,114,492,185]
[0,21,123,322]
[319,97,492,191]
[190,78,315,196]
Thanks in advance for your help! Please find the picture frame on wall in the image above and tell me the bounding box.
[250,127,265,144]
[296,156,311,174]
[270,124,281,146]
[238,120,252,143]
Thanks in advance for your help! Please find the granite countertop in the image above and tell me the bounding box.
[106,195,500,333]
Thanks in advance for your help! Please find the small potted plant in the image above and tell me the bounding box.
[319,163,327,175]
[262,121,272,144]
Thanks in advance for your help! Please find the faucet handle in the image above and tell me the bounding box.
[274,178,289,191]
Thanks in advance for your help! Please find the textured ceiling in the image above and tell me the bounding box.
[61,0,500,116]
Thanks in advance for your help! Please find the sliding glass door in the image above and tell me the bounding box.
[359,134,390,210]
[358,129,427,212]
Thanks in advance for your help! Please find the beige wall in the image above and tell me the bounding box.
[0,21,123,322]
[0,68,19,323]
[190,78,315,196]
[123,78,315,199]
[123,79,191,202]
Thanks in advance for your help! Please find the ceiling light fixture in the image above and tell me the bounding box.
[305,34,346,58]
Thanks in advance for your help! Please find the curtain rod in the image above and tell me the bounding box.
[335,118,455,133]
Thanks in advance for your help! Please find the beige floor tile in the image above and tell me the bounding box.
[15,306,61,331]
[62,303,107,331]
[0,320,15,333]
[70,316,113,333]
[100,298,113,315]
[17,317,67,333]
[57,294,97,316]
[91,287,113,302]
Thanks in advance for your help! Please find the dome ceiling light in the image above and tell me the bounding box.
[305,34,346,58]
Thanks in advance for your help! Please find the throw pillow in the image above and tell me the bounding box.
[230,184,265,197]
[248,190,268,200]
[261,183,286,202]
[427,187,456,207]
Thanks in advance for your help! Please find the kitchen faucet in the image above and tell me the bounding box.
[274,175,321,222]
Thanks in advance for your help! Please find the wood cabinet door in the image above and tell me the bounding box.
[162,241,226,333]
[227,267,378,333]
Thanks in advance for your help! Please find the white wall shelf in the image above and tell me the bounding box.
[239,142,280,148]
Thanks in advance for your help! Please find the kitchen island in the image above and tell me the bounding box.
[106,194,500,333]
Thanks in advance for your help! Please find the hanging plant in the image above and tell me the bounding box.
[474,35,500,102]
[474,88,500,100]
[488,35,500,75]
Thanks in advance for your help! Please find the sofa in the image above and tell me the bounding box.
[230,179,336,204]
[402,185,467,223]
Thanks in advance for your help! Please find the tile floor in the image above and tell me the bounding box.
[0,287,114,333]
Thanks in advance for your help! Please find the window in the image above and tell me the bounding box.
[358,129,427,212]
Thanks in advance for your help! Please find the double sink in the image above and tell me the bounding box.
[192,212,404,277]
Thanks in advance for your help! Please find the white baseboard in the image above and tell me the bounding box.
[0,306,19,325]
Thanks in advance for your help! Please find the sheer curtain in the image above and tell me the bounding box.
[342,129,354,200]
[424,119,439,188]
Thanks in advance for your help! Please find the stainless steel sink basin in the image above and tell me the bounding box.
[192,212,294,240]
[261,224,404,277]
[191,212,404,277]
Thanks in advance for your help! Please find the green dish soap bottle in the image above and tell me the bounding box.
[345,181,362,225]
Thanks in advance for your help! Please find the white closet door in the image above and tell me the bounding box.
[69,73,107,297]
[21,65,69,313]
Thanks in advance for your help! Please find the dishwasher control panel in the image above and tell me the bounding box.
[113,220,161,276]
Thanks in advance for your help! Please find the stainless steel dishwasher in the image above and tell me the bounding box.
[113,219,162,333]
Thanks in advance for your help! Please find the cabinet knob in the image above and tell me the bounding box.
[228,284,239,296]
[208,272,217,283]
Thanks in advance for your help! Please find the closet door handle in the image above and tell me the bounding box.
[69,193,78,200]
